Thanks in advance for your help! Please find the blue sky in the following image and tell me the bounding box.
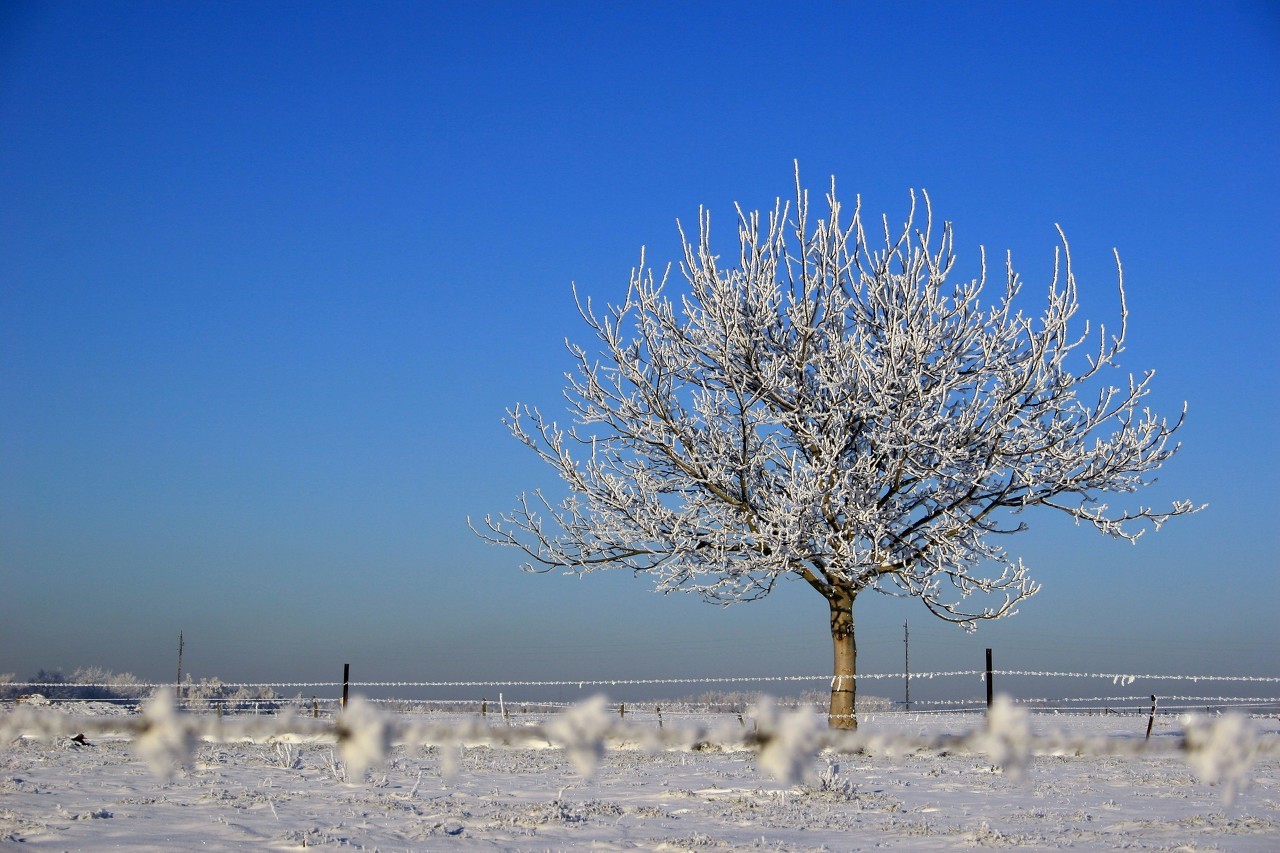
[2,1,1278,698]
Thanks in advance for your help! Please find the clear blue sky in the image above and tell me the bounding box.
[2,1,1277,696]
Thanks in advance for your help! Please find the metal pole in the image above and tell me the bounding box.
[985,648,994,711]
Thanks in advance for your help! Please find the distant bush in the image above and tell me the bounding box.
[0,667,152,703]
[1,668,284,713]
[180,676,283,713]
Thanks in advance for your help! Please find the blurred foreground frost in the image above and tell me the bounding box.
[544,694,611,776]
[3,693,1274,801]
[1184,713,1259,803]
[335,696,391,779]
[133,691,195,779]
[972,696,1032,780]
[750,697,821,784]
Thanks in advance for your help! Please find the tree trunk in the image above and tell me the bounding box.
[828,589,857,729]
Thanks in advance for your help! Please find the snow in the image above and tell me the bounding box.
[2,701,1278,850]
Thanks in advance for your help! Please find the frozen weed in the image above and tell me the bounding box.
[811,759,857,799]
[323,748,348,784]
[272,741,302,770]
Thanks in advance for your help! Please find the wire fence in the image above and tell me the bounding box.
[14,669,1280,691]
[6,668,1280,804]
[6,669,1280,718]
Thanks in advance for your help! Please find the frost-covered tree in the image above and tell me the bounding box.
[475,170,1198,728]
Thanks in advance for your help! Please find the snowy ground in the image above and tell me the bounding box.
[2,705,1278,850]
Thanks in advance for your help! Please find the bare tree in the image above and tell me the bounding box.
[475,168,1199,728]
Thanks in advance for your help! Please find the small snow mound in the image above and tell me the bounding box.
[71,809,112,820]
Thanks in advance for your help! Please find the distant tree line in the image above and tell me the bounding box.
[0,668,283,712]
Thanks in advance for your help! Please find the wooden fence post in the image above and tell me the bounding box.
[1146,695,1158,739]
[341,663,350,711]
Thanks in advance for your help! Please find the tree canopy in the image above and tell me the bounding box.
[476,170,1198,726]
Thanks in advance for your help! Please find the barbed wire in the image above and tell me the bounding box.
[912,695,1280,707]
[7,670,1280,692]
[986,671,1280,685]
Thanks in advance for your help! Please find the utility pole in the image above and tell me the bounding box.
[176,630,184,701]
[903,621,910,711]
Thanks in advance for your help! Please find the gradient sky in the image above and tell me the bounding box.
[2,1,1278,698]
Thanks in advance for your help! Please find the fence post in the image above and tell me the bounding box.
[1146,695,1158,740]
[341,663,350,712]
[985,648,994,711]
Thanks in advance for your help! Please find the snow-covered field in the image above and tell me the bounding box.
[2,703,1278,850]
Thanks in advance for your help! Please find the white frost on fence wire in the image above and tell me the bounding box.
[3,693,1276,802]
[6,673,926,691]
[983,671,1280,684]
[10,671,1280,693]
[911,695,1280,707]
